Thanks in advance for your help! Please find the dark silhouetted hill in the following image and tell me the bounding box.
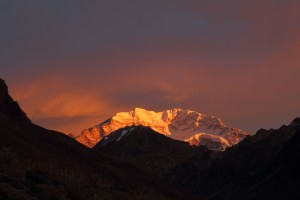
[94,126,211,178]
[166,118,300,200]
[0,78,30,123]
[0,78,194,200]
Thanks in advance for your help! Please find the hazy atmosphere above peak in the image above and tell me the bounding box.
[1,1,300,135]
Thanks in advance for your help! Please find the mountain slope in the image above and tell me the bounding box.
[94,126,211,178]
[0,78,194,200]
[77,107,248,150]
[166,118,300,200]
[0,78,30,123]
[93,118,300,200]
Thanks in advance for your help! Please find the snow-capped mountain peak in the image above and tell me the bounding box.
[76,108,248,151]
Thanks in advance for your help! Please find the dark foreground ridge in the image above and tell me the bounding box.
[94,126,211,178]
[0,78,194,200]
[167,118,300,200]
[0,78,31,123]
[93,121,300,200]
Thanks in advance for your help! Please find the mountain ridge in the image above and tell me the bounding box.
[0,78,31,123]
[76,107,248,151]
[94,125,211,178]
[93,115,300,199]
[165,117,300,199]
[0,78,193,200]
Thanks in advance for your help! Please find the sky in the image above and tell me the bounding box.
[1,0,300,135]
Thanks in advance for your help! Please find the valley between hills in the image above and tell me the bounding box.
[1,78,300,200]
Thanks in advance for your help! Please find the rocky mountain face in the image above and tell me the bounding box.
[185,132,229,151]
[77,108,248,150]
[0,78,31,123]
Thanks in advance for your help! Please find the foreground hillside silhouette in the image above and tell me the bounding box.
[94,120,300,200]
[0,78,192,200]
[0,78,299,200]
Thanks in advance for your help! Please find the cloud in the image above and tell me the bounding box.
[10,74,115,135]
[2,0,300,135]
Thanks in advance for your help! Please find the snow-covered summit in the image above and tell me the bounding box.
[76,108,248,151]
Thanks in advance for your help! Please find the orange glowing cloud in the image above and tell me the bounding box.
[10,74,119,135]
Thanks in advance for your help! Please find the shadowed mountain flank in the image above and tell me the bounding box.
[0,78,31,123]
[0,78,194,200]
